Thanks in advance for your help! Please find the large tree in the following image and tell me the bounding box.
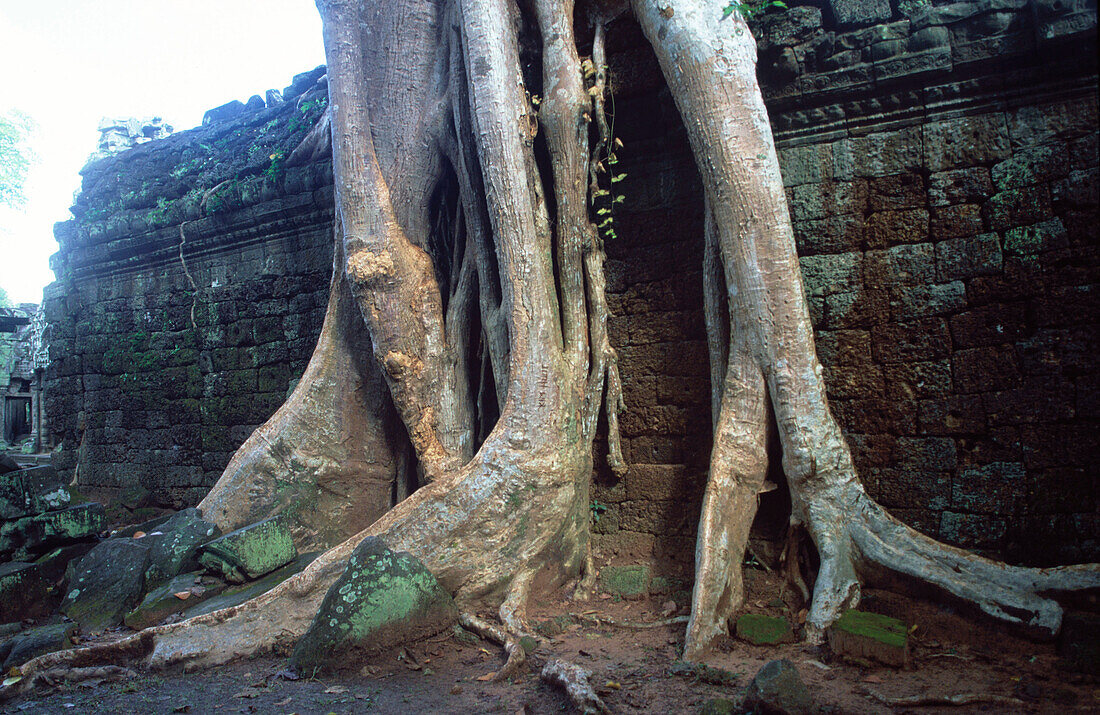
[20,0,1099,683]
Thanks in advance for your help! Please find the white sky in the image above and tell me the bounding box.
[0,0,326,304]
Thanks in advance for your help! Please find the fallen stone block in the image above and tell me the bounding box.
[827,609,909,667]
[0,562,51,622]
[735,613,796,645]
[124,572,225,630]
[1,622,77,670]
[0,502,107,558]
[142,508,221,585]
[0,465,70,519]
[61,539,150,631]
[198,516,296,582]
[182,553,317,620]
[598,564,652,599]
[34,541,97,586]
[290,537,457,673]
[743,659,813,715]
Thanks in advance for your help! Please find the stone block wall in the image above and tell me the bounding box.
[589,0,1099,566]
[45,69,334,506]
[44,4,1099,566]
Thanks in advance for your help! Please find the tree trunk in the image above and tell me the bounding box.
[11,0,1098,687]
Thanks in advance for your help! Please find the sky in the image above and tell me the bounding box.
[0,1,327,304]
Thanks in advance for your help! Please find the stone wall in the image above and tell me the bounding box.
[45,68,334,506]
[590,0,1099,567]
[45,3,1099,565]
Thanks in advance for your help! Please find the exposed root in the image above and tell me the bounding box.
[571,612,689,629]
[0,666,137,701]
[540,659,611,715]
[459,612,508,645]
[868,690,1024,707]
[285,106,333,167]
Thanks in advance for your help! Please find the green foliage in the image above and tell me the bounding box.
[264,149,287,181]
[722,0,787,21]
[288,97,328,134]
[0,110,35,209]
[589,499,608,523]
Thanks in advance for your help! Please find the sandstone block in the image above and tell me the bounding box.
[828,610,908,666]
[198,516,296,582]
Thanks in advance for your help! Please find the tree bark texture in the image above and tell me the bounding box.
[12,0,1098,683]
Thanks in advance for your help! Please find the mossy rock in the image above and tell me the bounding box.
[0,466,70,519]
[1,622,77,670]
[198,516,296,583]
[744,659,812,715]
[735,613,795,645]
[0,503,107,558]
[290,537,457,674]
[827,609,908,667]
[598,564,651,599]
[61,539,150,631]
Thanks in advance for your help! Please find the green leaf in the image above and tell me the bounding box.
[596,208,611,215]
[610,173,627,183]
[722,4,735,18]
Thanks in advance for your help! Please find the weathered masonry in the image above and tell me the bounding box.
[45,2,1098,567]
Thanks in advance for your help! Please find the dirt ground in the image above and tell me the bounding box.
[2,570,1097,714]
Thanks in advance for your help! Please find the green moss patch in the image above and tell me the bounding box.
[735,613,795,645]
[290,537,457,674]
[598,564,651,599]
[828,609,909,667]
[198,516,295,583]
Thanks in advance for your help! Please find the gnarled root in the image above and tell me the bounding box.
[540,659,611,715]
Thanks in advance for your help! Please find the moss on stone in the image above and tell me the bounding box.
[735,613,795,645]
[828,609,909,667]
[598,564,652,599]
[198,516,296,583]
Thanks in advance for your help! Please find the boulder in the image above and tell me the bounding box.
[198,516,296,583]
[598,564,652,599]
[735,613,796,645]
[1,622,76,670]
[142,508,221,585]
[0,454,19,474]
[0,502,106,558]
[202,100,245,126]
[61,539,150,631]
[124,572,224,630]
[290,537,457,673]
[244,94,265,112]
[0,562,51,621]
[827,609,909,666]
[283,65,327,99]
[0,465,70,519]
[743,659,813,715]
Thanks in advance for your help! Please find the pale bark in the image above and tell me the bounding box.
[632,0,1099,654]
[10,0,1099,693]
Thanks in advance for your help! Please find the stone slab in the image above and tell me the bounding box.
[598,565,652,599]
[182,553,317,620]
[61,539,150,631]
[0,502,107,558]
[735,613,796,645]
[124,572,225,630]
[198,516,296,582]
